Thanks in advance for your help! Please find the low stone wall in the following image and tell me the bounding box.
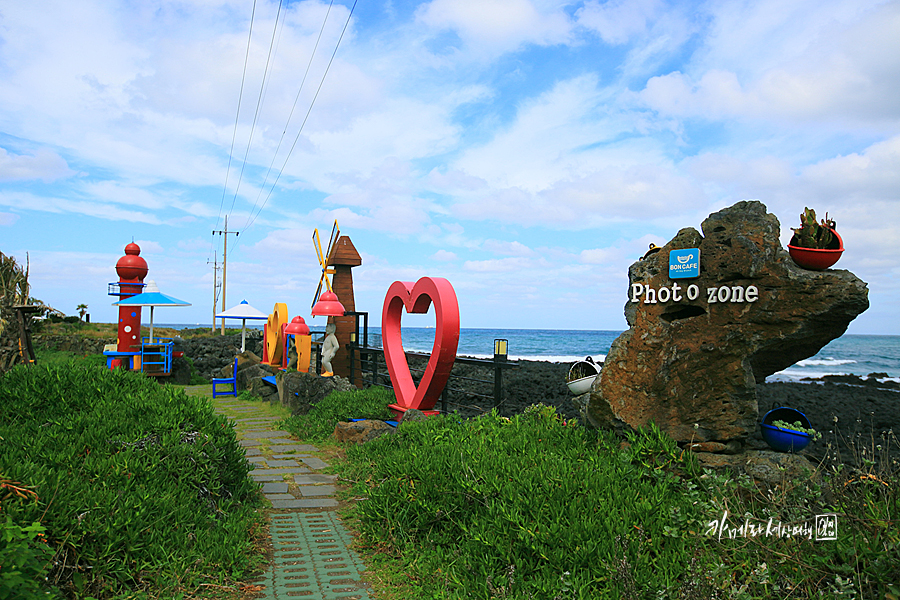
[21,331,263,382]
[32,334,115,356]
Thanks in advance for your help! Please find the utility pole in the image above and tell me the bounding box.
[207,252,222,333]
[212,215,239,335]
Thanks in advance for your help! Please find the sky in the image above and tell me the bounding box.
[1,0,899,337]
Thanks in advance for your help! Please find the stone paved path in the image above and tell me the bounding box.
[193,388,372,600]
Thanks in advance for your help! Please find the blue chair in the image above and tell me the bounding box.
[212,357,238,398]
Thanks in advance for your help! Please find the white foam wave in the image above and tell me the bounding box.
[513,354,607,364]
[454,353,607,364]
[796,358,857,367]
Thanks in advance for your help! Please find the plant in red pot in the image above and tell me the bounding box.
[788,207,844,270]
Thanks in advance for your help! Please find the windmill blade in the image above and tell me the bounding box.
[312,228,325,267]
[311,219,341,311]
[326,220,340,259]
[311,273,325,310]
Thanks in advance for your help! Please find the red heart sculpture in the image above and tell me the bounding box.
[382,277,460,418]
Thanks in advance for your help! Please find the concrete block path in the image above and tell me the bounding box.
[199,389,372,600]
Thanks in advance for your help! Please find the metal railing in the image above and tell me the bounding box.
[339,312,517,414]
[348,346,517,414]
[295,312,517,415]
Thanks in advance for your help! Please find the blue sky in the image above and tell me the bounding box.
[1,0,898,334]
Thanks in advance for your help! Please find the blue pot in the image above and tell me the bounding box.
[760,407,812,453]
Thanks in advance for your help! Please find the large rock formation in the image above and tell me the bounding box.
[587,201,869,445]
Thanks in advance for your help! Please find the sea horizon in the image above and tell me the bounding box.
[141,324,899,382]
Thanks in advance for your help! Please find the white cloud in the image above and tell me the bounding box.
[800,136,900,203]
[454,163,704,227]
[579,248,616,265]
[0,212,20,226]
[133,240,165,254]
[685,154,794,191]
[415,0,573,56]
[0,147,74,182]
[483,240,534,256]
[577,0,662,45]
[431,249,457,261]
[463,256,534,273]
[0,191,162,224]
[639,1,900,123]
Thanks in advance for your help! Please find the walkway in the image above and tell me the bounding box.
[189,385,373,600]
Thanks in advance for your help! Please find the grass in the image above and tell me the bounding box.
[0,362,265,599]
[277,393,899,599]
[10,342,899,598]
[35,347,108,368]
[279,386,396,442]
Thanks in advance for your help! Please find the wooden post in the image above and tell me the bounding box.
[13,305,39,367]
[327,236,362,385]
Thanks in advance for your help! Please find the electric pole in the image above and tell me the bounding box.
[207,252,222,333]
[212,215,239,335]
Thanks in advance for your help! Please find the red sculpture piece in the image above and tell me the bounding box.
[382,277,460,419]
[115,242,148,355]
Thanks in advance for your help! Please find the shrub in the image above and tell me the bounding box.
[280,386,396,442]
[0,363,263,598]
[1,513,56,599]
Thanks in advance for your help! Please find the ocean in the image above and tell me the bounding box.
[159,324,900,382]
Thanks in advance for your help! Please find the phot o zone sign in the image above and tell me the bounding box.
[669,249,700,279]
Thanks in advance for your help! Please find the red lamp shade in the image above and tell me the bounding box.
[311,290,346,317]
[284,315,311,335]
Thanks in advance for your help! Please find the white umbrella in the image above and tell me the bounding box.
[215,300,267,352]
[113,280,191,343]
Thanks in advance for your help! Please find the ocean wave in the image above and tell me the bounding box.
[795,357,857,367]
[453,353,607,364]
[766,369,851,383]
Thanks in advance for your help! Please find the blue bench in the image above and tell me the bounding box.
[212,357,238,398]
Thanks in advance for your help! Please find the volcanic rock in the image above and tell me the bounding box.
[333,420,394,444]
[276,371,355,416]
[249,376,278,402]
[695,450,817,484]
[236,363,274,391]
[587,201,869,444]
[398,408,428,425]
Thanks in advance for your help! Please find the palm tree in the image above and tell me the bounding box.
[77,303,88,321]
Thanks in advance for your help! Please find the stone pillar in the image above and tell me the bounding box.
[327,236,362,385]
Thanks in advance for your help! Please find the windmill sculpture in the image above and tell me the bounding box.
[310,220,362,382]
[311,220,342,314]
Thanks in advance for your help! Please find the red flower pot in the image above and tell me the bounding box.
[788,228,844,270]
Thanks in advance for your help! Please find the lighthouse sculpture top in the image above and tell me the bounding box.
[114,242,148,354]
[116,242,148,282]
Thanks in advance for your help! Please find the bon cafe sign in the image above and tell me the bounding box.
[630,248,760,305]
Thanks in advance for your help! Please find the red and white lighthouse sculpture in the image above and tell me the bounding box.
[114,243,148,353]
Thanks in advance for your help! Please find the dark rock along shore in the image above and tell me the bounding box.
[394,354,900,468]
[186,332,898,467]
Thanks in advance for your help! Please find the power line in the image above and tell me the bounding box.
[241,0,359,235]
[226,0,286,223]
[239,0,337,231]
[212,0,258,263]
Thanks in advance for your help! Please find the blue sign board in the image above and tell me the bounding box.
[669,249,700,279]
